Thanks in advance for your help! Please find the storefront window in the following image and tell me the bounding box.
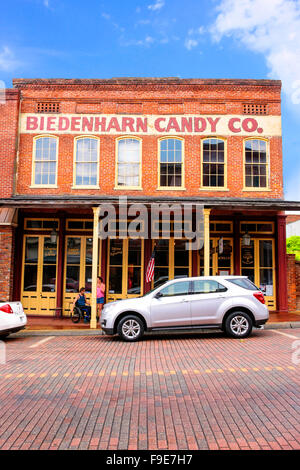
[65,238,81,292]
[23,237,39,291]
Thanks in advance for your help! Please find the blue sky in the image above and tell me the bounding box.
[1,0,300,201]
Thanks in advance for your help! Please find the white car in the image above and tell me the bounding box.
[101,276,269,342]
[0,301,27,339]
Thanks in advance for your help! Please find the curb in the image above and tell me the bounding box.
[8,322,300,338]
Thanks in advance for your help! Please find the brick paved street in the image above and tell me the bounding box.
[0,329,299,450]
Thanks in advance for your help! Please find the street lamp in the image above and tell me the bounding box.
[242,231,251,246]
[50,226,57,244]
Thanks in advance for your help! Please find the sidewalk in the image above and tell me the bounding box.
[14,312,300,336]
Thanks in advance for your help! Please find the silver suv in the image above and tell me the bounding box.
[100,276,269,342]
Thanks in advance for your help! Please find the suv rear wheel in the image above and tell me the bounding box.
[224,311,253,338]
[117,315,144,342]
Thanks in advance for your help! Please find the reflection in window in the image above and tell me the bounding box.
[34,136,57,185]
[202,138,225,187]
[117,138,141,187]
[75,137,99,186]
[245,139,268,188]
[159,139,183,187]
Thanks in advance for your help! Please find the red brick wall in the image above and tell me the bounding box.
[0,226,15,301]
[0,89,19,198]
[296,261,300,310]
[13,78,283,199]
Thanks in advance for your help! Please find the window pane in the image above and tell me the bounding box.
[202,139,225,187]
[34,137,57,185]
[244,139,267,188]
[117,139,140,186]
[25,237,38,263]
[159,281,190,297]
[66,238,81,265]
[160,139,182,186]
[76,138,98,185]
[193,280,225,294]
[23,265,38,291]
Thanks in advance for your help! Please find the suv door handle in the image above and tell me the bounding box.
[180,298,189,302]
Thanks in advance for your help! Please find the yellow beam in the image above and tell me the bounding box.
[204,208,211,276]
[90,206,100,329]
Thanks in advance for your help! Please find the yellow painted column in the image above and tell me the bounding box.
[90,206,100,329]
[204,208,211,276]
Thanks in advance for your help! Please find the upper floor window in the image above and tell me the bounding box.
[116,138,141,188]
[202,138,226,188]
[159,138,183,188]
[32,135,58,186]
[244,139,268,188]
[74,136,99,187]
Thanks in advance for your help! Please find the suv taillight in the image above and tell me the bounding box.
[253,292,265,304]
[0,304,13,314]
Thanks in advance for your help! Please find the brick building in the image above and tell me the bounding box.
[1,77,300,326]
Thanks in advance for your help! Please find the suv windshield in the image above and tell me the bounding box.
[226,278,259,291]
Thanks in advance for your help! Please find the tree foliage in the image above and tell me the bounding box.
[287,236,300,261]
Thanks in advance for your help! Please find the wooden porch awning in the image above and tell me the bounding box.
[1,196,300,212]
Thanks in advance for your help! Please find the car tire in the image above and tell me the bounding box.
[117,315,144,342]
[224,311,253,338]
[71,307,81,323]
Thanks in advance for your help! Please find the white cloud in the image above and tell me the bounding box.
[210,0,300,106]
[184,26,205,50]
[185,38,198,50]
[148,1,165,11]
[121,35,155,47]
[0,46,20,71]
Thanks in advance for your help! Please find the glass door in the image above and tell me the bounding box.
[240,238,276,310]
[107,239,144,302]
[198,238,233,275]
[63,236,97,316]
[21,235,57,316]
[152,239,192,288]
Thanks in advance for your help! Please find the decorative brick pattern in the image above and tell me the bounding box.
[0,331,299,450]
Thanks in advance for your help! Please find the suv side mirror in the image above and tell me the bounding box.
[155,291,163,299]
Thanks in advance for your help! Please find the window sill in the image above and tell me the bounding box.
[71,185,100,189]
[30,185,58,189]
[242,188,271,192]
[114,187,143,191]
[156,187,186,191]
[199,187,229,191]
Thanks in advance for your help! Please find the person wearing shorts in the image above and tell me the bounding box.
[97,276,105,317]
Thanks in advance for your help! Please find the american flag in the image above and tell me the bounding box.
[146,247,156,283]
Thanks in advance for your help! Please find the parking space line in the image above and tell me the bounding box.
[270,329,299,340]
[29,336,55,348]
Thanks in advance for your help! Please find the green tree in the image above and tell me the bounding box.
[287,236,300,261]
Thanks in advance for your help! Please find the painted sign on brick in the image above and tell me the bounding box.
[20,113,281,136]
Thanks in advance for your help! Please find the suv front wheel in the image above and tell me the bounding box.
[117,315,145,342]
[224,311,253,338]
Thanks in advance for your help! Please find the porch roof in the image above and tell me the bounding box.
[1,195,300,212]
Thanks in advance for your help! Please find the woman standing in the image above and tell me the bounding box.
[97,276,105,318]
